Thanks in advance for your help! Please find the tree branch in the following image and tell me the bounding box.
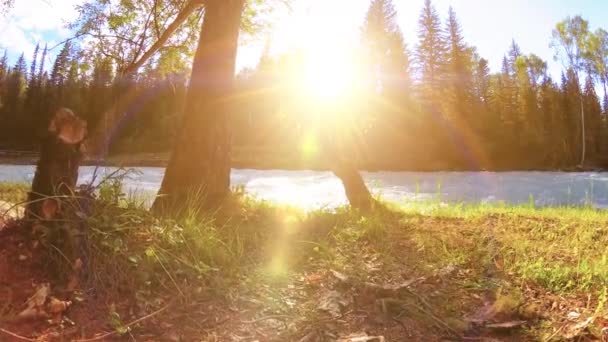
[122,0,206,76]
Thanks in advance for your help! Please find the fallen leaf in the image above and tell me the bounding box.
[17,283,51,320]
[485,320,527,329]
[567,311,581,321]
[27,283,50,307]
[318,290,351,318]
[563,317,595,339]
[330,270,349,283]
[337,333,385,342]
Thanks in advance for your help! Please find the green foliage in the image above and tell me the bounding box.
[70,0,203,80]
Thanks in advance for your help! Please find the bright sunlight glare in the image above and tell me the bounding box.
[274,13,365,104]
[302,52,357,99]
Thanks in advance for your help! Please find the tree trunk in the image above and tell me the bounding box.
[26,108,87,220]
[152,0,245,212]
[320,129,374,212]
[332,161,373,212]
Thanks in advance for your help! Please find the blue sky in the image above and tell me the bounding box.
[0,0,79,66]
[2,0,608,80]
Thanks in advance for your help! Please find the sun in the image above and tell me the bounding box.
[302,52,356,100]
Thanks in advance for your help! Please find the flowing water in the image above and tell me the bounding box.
[1,165,607,209]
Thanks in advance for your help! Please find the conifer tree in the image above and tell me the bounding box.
[37,44,47,83]
[362,0,411,98]
[443,7,474,125]
[0,50,8,109]
[50,42,72,107]
[507,40,522,75]
[416,0,446,105]
[583,75,602,156]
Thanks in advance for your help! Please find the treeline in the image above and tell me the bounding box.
[233,0,608,170]
[0,42,186,153]
[1,0,608,170]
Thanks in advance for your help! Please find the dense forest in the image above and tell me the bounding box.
[1,0,608,171]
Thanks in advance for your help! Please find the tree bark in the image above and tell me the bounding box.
[320,128,374,212]
[332,161,374,212]
[26,108,87,220]
[152,0,245,212]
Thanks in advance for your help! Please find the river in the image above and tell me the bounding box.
[1,165,607,209]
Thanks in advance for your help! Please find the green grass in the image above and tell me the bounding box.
[3,181,608,295]
[2,181,608,339]
[0,182,29,204]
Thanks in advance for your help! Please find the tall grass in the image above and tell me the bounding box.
[2,180,608,298]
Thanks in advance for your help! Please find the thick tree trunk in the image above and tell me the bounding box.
[26,108,87,220]
[152,0,245,212]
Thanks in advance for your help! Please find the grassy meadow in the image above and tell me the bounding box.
[1,180,607,340]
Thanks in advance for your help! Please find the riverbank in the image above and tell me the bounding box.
[1,182,607,340]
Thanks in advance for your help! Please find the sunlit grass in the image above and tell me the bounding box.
[0,182,29,204]
[2,180,608,339]
[3,180,608,295]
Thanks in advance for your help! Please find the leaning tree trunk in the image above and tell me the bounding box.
[152,0,245,212]
[332,160,373,212]
[320,126,374,212]
[26,108,87,221]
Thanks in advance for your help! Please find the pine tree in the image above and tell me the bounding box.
[24,43,42,146]
[0,49,7,81]
[473,57,494,143]
[507,40,522,75]
[362,0,411,98]
[474,58,490,104]
[64,60,80,111]
[38,44,47,82]
[583,75,602,157]
[561,69,582,165]
[0,50,8,142]
[499,55,516,128]
[514,56,540,156]
[0,50,8,109]
[416,0,446,106]
[5,53,28,145]
[29,43,39,84]
[6,53,27,111]
[86,58,114,128]
[443,7,474,125]
[50,42,72,107]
